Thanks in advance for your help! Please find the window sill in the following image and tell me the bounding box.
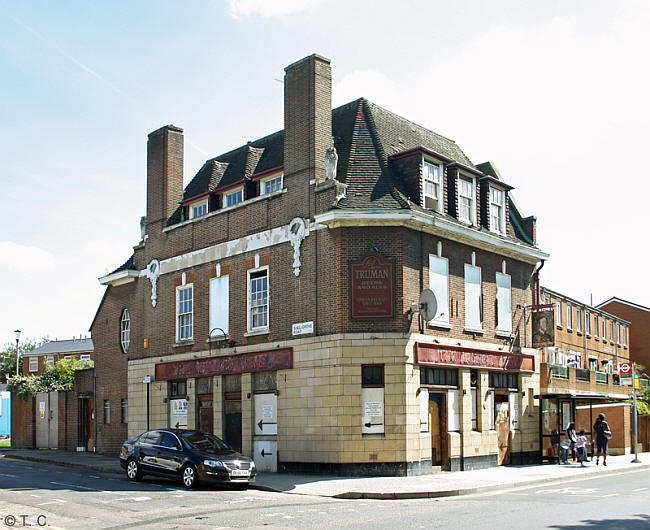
[245,329,269,338]
[427,321,452,330]
[495,330,514,339]
[577,331,583,336]
[464,327,484,335]
[173,340,194,348]
[556,325,563,330]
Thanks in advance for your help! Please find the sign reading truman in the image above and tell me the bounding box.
[350,254,395,319]
[532,310,555,348]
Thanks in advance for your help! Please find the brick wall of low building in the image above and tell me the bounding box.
[597,300,650,373]
[10,394,35,448]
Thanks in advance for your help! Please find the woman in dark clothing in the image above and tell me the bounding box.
[566,422,578,461]
[593,413,611,466]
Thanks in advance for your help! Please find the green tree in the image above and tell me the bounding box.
[638,386,650,417]
[0,337,47,382]
[7,356,93,401]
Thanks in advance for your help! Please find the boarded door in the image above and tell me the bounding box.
[429,393,447,467]
[253,392,278,472]
[225,399,242,453]
[496,398,510,465]
[198,398,213,434]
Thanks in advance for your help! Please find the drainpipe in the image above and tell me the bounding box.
[532,260,545,305]
[93,373,97,453]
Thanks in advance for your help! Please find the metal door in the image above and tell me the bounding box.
[225,412,242,453]
[253,440,277,472]
[77,398,89,451]
[48,392,58,449]
[36,392,49,449]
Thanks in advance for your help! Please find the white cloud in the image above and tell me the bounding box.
[0,241,55,271]
[228,0,326,19]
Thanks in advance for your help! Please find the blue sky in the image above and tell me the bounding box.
[2,0,649,347]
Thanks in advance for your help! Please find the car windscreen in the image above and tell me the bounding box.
[181,431,230,451]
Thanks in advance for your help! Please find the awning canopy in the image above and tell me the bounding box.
[534,391,630,400]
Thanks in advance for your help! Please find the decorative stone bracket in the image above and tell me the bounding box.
[288,218,308,277]
[142,259,160,307]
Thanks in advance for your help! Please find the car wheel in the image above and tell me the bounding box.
[181,464,199,489]
[126,458,143,482]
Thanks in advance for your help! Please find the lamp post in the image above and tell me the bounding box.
[14,329,21,377]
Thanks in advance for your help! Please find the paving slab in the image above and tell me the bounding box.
[1,448,648,500]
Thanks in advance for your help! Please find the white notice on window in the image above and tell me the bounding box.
[364,402,383,417]
[39,401,46,419]
[262,405,274,419]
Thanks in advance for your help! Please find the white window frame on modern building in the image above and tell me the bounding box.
[602,318,607,341]
[120,309,130,353]
[422,160,443,212]
[247,266,269,334]
[566,302,573,331]
[46,355,54,367]
[428,254,450,326]
[624,326,628,347]
[260,173,283,195]
[589,356,598,372]
[489,186,506,234]
[225,186,244,208]
[464,263,483,332]
[189,199,208,219]
[585,310,591,336]
[610,320,614,344]
[594,314,599,338]
[616,323,621,345]
[29,357,38,372]
[496,271,512,334]
[80,354,91,362]
[556,299,563,328]
[576,306,582,333]
[458,174,476,225]
[605,360,614,374]
[176,284,194,342]
[209,275,230,337]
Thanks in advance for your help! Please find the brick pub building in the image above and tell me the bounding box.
[92,54,548,474]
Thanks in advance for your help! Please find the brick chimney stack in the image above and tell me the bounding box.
[284,54,333,183]
[146,124,184,225]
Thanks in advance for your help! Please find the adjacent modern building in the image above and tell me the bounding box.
[22,338,94,376]
[537,287,633,458]
[92,54,548,474]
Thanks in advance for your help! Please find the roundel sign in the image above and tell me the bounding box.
[619,362,632,375]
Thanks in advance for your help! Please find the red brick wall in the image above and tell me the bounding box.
[10,394,35,449]
[598,300,650,372]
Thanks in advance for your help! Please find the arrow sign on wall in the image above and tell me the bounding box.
[258,419,278,430]
[364,422,383,428]
[261,448,273,457]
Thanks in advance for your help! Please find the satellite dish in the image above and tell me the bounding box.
[419,289,438,322]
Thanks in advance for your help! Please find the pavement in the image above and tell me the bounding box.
[1,447,648,500]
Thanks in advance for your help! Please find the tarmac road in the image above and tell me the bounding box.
[0,458,648,529]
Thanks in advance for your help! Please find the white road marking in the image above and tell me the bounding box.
[89,475,100,478]
[131,496,151,502]
[632,488,648,492]
[50,481,98,491]
[37,499,66,506]
[600,493,619,498]
[0,473,18,478]
[263,513,283,517]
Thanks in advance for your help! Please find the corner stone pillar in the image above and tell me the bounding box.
[213,376,224,438]
[242,373,253,458]
[186,378,196,430]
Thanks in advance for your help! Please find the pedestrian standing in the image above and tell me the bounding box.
[593,413,612,466]
[575,429,590,467]
[566,422,577,461]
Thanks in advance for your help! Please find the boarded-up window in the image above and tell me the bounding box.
[471,388,478,431]
[209,275,230,337]
[464,264,482,330]
[419,388,429,432]
[429,254,449,324]
[253,371,277,392]
[487,391,495,430]
[447,389,460,432]
[509,392,519,430]
[496,272,512,333]
[362,365,384,434]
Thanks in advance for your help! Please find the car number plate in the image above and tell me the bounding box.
[230,469,249,477]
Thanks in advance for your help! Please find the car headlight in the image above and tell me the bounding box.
[250,460,256,469]
[203,459,225,468]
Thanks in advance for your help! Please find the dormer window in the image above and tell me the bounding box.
[458,175,476,224]
[422,160,443,212]
[189,199,208,219]
[225,187,244,207]
[489,186,506,234]
[261,173,283,195]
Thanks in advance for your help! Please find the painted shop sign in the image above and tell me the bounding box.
[416,343,534,372]
[350,254,395,319]
[155,348,293,381]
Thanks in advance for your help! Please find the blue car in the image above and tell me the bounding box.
[120,429,256,488]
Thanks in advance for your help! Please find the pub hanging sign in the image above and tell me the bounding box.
[350,254,395,319]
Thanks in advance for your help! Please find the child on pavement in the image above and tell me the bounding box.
[575,429,590,467]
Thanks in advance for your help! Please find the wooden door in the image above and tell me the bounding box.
[429,393,447,467]
[198,398,213,434]
[496,397,510,465]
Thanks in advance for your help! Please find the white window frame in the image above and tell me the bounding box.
[602,318,607,341]
[589,356,598,372]
[247,267,269,334]
[260,173,283,195]
[29,357,38,372]
[428,254,449,326]
[422,160,443,213]
[616,323,621,345]
[556,299,562,328]
[605,359,614,374]
[225,186,244,207]
[458,174,476,225]
[189,198,208,219]
[46,355,54,367]
[176,284,194,342]
[496,272,512,334]
[464,263,482,331]
[610,320,614,344]
[585,310,591,336]
[576,306,582,333]
[80,354,91,362]
[624,326,628,347]
[489,185,506,234]
[566,302,573,331]
[594,314,599,339]
[120,309,130,353]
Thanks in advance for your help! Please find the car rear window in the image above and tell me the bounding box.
[142,431,162,445]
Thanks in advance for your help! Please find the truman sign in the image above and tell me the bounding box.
[350,254,395,319]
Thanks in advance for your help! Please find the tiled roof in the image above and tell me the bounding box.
[25,338,94,356]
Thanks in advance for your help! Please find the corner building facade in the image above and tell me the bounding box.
[93,54,548,474]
